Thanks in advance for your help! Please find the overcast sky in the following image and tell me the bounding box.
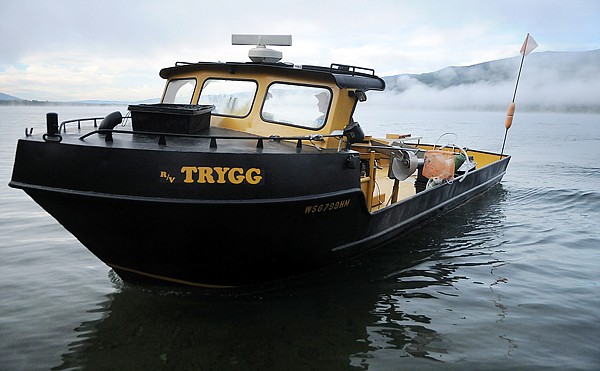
[1,0,599,101]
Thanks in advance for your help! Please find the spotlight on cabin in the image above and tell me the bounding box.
[343,121,365,149]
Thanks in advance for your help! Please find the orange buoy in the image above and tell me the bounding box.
[505,102,516,129]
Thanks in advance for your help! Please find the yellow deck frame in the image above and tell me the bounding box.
[161,67,507,213]
[354,140,507,212]
[162,67,357,149]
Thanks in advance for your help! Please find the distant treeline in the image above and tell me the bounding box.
[2,97,598,113]
[0,100,118,106]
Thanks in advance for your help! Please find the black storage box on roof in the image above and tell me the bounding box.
[128,104,214,134]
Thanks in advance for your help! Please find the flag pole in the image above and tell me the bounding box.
[501,33,537,158]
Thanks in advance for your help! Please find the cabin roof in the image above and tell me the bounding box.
[159,61,386,92]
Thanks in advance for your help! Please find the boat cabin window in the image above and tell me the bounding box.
[198,79,257,117]
[162,78,196,104]
[262,83,331,129]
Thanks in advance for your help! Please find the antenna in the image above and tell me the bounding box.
[231,34,292,63]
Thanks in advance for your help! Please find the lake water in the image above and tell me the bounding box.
[1,105,599,370]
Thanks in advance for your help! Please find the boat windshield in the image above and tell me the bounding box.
[198,79,257,117]
[262,83,331,129]
[163,78,196,104]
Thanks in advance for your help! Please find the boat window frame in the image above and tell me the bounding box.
[261,81,333,131]
[197,78,258,119]
[162,78,197,104]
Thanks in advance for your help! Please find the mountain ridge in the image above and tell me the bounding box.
[0,92,22,101]
[383,49,600,92]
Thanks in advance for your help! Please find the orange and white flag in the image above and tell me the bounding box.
[520,33,538,56]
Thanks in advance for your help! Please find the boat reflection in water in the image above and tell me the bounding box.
[54,187,509,370]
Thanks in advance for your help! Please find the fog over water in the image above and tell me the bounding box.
[381,50,600,112]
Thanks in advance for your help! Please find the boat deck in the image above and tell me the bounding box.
[354,136,507,213]
[60,125,327,155]
[370,170,417,211]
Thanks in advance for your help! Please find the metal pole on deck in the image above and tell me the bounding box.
[500,33,538,158]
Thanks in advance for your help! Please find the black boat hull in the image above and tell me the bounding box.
[15,153,509,287]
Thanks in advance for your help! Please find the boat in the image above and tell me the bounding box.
[9,35,510,288]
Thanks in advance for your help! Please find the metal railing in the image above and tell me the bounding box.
[78,129,342,150]
[59,117,105,132]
